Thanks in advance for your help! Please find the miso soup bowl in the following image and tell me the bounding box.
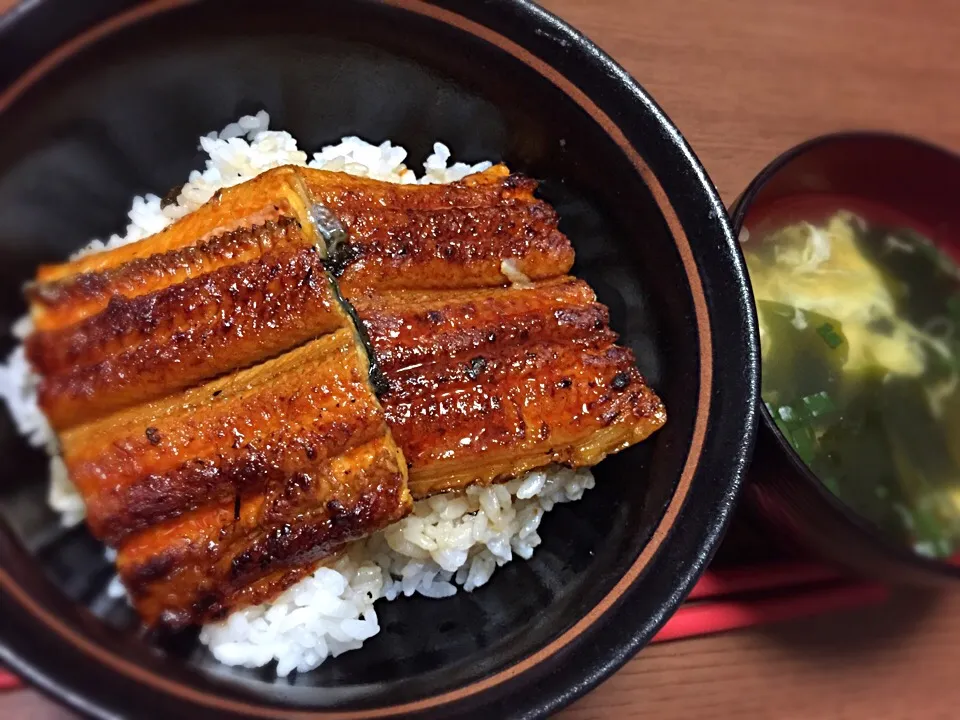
[0,0,759,718]
[731,132,960,587]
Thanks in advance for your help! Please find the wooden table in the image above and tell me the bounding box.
[2,0,959,717]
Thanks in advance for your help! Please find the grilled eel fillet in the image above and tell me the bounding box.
[69,331,410,627]
[351,278,665,498]
[25,165,664,628]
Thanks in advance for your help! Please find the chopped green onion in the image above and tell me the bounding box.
[786,420,818,466]
[777,404,796,423]
[801,391,836,418]
[816,322,844,349]
[912,505,945,544]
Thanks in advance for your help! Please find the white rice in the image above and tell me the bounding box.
[201,467,593,677]
[0,114,594,676]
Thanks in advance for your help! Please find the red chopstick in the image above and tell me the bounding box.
[0,668,21,691]
[687,562,841,601]
[653,582,888,642]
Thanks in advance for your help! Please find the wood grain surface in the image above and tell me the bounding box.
[2,0,960,718]
[541,0,960,206]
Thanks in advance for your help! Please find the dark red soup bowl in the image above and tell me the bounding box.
[0,1,758,718]
[731,132,960,586]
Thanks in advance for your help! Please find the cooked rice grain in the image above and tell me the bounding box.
[201,466,594,676]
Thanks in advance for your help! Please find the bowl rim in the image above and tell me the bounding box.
[729,130,960,582]
[0,0,760,717]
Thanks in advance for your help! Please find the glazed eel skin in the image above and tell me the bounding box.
[26,165,665,628]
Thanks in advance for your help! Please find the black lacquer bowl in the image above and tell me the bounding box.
[0,1,758,718]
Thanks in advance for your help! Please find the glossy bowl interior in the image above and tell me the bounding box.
[731,132,960,586]
[0,1,758,718]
